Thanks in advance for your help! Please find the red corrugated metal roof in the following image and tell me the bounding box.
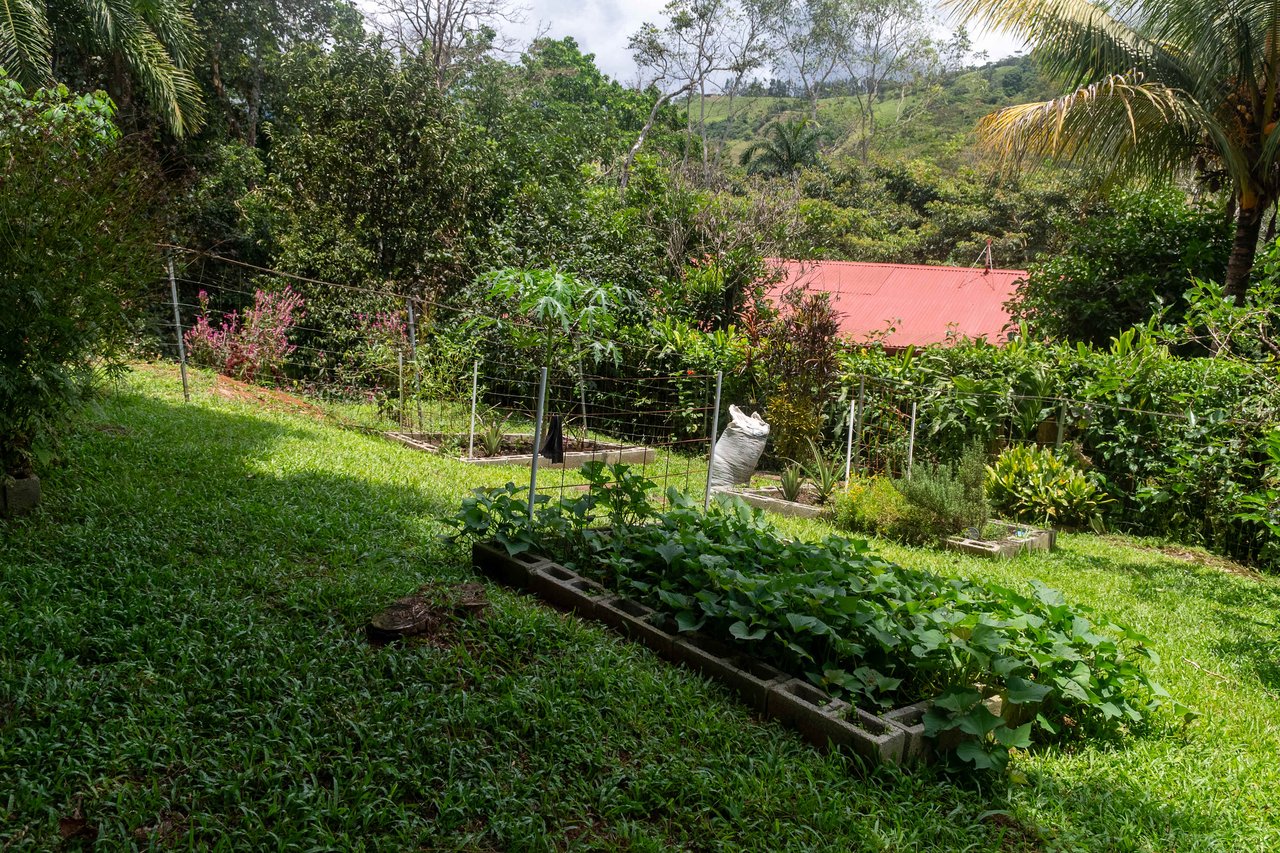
[765,259,1025,349]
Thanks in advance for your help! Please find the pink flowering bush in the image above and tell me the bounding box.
[185,286,304,383]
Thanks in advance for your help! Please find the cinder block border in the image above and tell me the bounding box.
[472,542,931,767]
[713,486,828,519]
[387,432,655,469]
[944,521,1055,559]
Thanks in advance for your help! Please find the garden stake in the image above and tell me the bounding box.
[468,360,479,460]
[704,371,723,511]
[407,297,422,432]
[907,400,917,480]
[529,367,548,520]
[167,255,190,403]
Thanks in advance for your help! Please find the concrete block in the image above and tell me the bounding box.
[766,679,905,765]
[596,597,677,658]
[1,475,39,517]
[528,563,603,616]
[471,542,544,588]
[883,700,932,766]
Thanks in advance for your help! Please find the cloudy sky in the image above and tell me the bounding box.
[504,0,1027,83]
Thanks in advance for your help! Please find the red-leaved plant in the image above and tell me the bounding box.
[185,286,304,383]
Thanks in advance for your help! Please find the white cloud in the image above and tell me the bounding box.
[361,0,1026,84]
[506,0,668,82]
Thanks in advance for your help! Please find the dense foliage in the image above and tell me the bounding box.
[842,332,1280,568]
[456,462,1172,771]
[1010,190,1231,344]
[0,76,160,475]
[986,445,1110,530]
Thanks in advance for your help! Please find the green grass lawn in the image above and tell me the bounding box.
[2,364,1278,850]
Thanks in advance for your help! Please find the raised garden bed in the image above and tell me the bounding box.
[944,520,1055,559]
[715,484,829,519]
[472,541,929,767]
[385,432,655,468]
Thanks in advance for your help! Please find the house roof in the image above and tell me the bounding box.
[765,259,1025,349]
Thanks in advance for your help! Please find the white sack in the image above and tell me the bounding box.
[708,405,770,489]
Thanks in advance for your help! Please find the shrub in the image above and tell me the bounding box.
[832,477,909,537]
[0,77,160,476]
[185,286,304,383]
[986,445,1110,529]
[779,465,805,502]
[892,444,990,544]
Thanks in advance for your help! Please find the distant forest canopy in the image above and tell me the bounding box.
[2,0,1252,343]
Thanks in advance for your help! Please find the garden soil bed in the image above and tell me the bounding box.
[385,432,655,468]
[213,375,328,421]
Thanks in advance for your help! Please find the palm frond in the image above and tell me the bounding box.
[84,0,205,136]
[0,0,52,88]
[977,72,1206,183]
[948,0,1193,89]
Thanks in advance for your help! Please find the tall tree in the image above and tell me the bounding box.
[193,0,356,146]
[368,0,519,91]
[772,0,849,121]
[842,0,931,161]
[629,0,776,181]
[0,0,205,136]
[954,0,1280,302]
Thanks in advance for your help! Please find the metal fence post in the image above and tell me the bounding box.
[907,400,917,480]
[528,367,548,520]
[467,360,480,460]
[704,371,723,511]
[853,377,865,480]
[167,255,190,403]
[397,351,405,429]
[406,298,422,433]
[1055,401,1066,450]
[843,389,856,487]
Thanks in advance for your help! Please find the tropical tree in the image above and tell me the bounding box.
[740,117,824,176]
[952,0,1280,302]
[0,0,204,136]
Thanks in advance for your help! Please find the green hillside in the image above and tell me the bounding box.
[699,56,1057,163]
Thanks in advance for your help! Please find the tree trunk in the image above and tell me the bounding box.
[1224,201,1265,304]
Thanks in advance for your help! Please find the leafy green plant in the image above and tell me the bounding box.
[455,462,1171,771]
[798,439,842,505]
[833,477,910,537]
[779,465,806,503]
[0,77,160,476]
[987,445,1110,529]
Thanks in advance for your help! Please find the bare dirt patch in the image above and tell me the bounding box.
[212,375,327,421]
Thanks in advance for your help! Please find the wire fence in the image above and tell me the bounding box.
[150,251,728,515]
[149,246,1275,562]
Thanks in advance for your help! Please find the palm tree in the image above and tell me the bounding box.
[952,0,1280,302]
[740,118,824,177]
[1,0,204,136]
